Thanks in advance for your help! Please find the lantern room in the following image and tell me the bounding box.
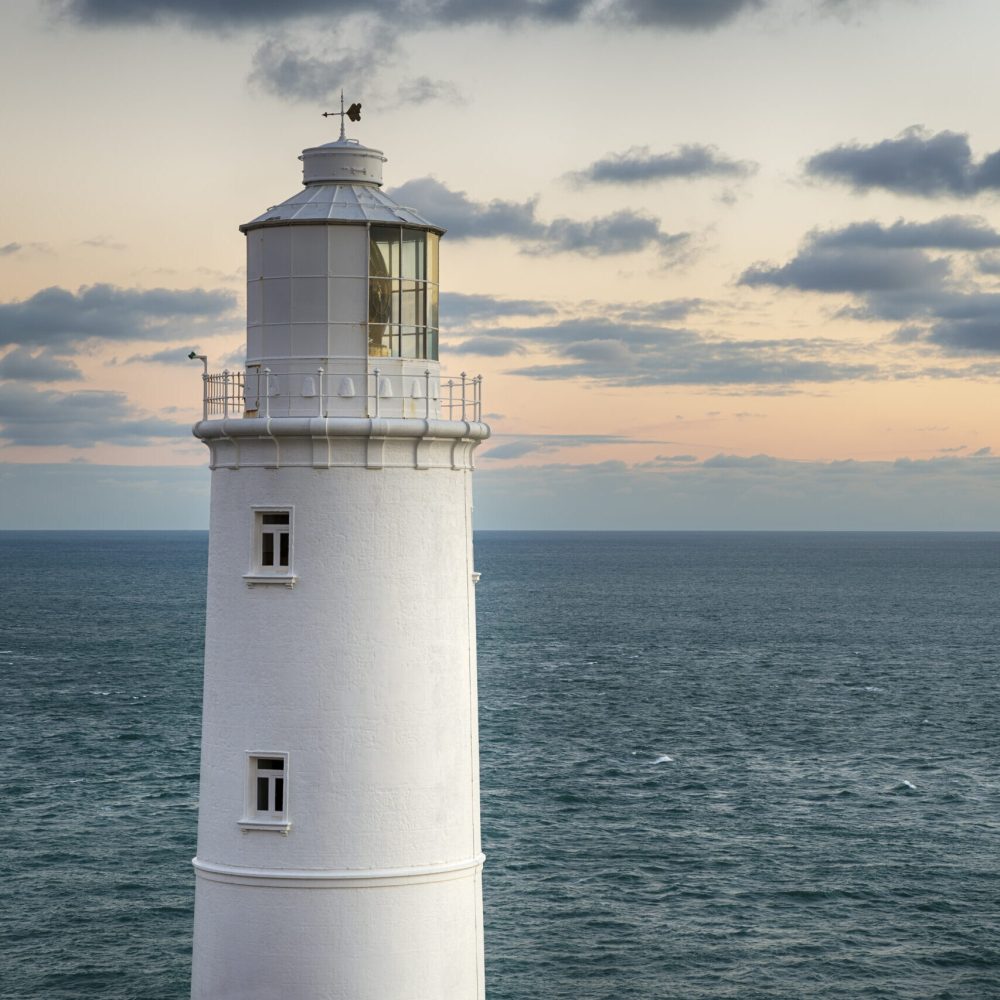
[237,134,446,418]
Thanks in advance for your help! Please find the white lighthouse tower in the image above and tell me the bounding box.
[189,107,489,1000]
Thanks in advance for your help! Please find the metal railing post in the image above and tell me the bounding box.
[424,369,431,420]
[476,375,482,421]
[373,367,381,418]
[317,367,324,417]
[263,368,271,419]
[460,372,467,420]
[222,370,230,418]
[447,378,454,420]
[202,373,208,421]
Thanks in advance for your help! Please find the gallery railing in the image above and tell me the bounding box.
[201,366,483,422]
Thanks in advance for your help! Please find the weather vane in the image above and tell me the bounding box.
[322,90,362,141]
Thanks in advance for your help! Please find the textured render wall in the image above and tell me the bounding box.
[191,435,484,1000]
[197,461,479,869]
[191,868,483,1000]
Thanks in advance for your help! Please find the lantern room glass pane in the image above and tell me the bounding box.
[427,233,439,284]
[401,230,424,279]
[369,226,438,360]
[427,284,439,331]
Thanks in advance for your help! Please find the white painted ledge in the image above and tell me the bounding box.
[192,852,486,889]
[238,819,292,834]
[243,573,297,588]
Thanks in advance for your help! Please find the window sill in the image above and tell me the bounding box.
[243,573,297,588]
[239,819,292,835]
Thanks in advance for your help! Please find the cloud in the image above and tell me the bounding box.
[395,76,465,107]
[389,178,539,240]
[0,243,21,257]
[80,236,127,251]
[127,346,203,365]
[572,144,756,185]
[471,451,1000,530]
[0,347,82,381]
[249,34,376,102]
[736,217,1000,294]
[388,178,687,258]
[58,0,767,32]
[806,126,1000,198]
[529,210,688,258]
[0,463,209,530]
[812,216,1000,251]
[0,384,192,448]
[740,218,1000,355]
[483,433,676,459]
[741,246,947,294]
[452,316,878,387]
[441,293,557,325]
[0,283,238,351]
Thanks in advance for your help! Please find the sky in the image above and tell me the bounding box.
[3,0,1000,529]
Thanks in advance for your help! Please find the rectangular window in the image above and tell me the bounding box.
[256,510,291,572]
[248,754,288,823]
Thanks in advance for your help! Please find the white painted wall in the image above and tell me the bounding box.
[191,432,485,1000]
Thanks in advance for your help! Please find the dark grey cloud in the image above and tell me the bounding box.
[0,347,82,382]
[0,283,238,351]
[127,346,202,365]
[441,292,557,324]
[452,316,877,387]
[530,210,688,258]
[0,384,191,447]
[249,36,372,102]
[573,144,756,185]
[58,0,765,31]
[806,126,1000,198]
[388,178,688,258]
[741,219,1000,355]
[741,246,947,294]
[736,217,1000,294]
[0,243,21,257]
[389,178,539,241]
[812,216,1000,251]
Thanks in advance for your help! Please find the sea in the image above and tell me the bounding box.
[2,531,999,999]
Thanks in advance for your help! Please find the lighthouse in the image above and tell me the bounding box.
[189,107,489,1000]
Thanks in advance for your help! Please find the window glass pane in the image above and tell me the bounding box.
[279,533,289,568]
[274,778,284,813]
[369,227,396,278]
[427,284,439,330]
[258,758,284,770]
[261,532,274,566]
[401,230,424,279]
[400,280,417,326]
[369,277,392,325]
[257,777,269,811]
[262,513,289,525]
[400,327,420,359]
[426,232,439,285]
[427,329,439,361]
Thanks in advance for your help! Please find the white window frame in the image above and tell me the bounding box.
[244,505,297,587]
[239,751,291,834]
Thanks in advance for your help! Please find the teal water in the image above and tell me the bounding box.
[2,531,999,998]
